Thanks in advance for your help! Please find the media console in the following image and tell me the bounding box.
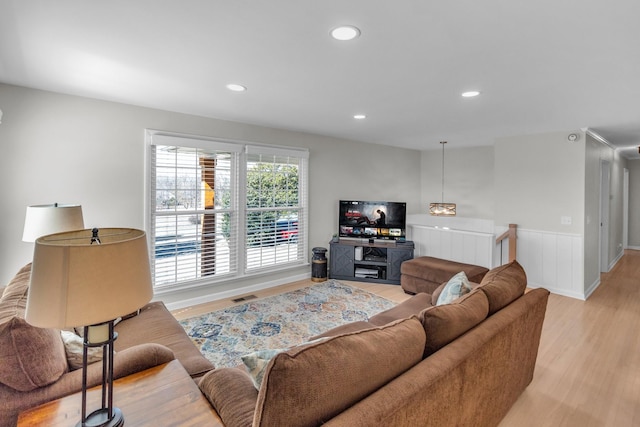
[329,239,414,285]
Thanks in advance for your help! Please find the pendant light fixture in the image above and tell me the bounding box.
[429,141,457,216]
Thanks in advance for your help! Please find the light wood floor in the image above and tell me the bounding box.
[500,250,640,427]
[172,251,640,426]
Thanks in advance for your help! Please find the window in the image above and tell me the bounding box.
[245,146,307,271]
[146,131,308,290]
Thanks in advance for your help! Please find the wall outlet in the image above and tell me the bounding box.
[561,216,572,225]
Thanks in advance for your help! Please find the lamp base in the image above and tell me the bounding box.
[76,407,124,427]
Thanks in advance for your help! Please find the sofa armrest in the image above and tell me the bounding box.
[0,343,175,427]
[55,343,176,392]
[199,367,257,427]
[111,342,176,377]
[115,301,214,378]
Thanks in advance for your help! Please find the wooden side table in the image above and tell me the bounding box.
[18,360,224,426]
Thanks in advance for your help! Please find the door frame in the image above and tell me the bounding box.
[600,160,611,272]
[623,168,629,249]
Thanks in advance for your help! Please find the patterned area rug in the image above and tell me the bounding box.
[179,280,396,368]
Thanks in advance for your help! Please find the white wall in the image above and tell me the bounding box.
[494,132,585,234]
[420,131,626,299]
[421,146,494,219]
[492,131,629,296]
[491,132,590,298]
[627,160,640,248]
[418,135,590,298]
[408,224,494,269]
[0,84,423,304]
[516,229,584,299]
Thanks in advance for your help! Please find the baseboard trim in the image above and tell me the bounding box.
[608,250,624,271]
[584,277,601,300]
[528,282,587,301]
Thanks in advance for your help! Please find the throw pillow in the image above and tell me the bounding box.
[0,264,68,391]
[241,348,284,389]
[420,289,489,357]
[436,271,472,305]
[241,337,328,389]
[60,330,106,370]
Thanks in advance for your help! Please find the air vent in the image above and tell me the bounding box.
[231,294,257,303]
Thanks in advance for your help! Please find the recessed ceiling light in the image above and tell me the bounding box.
[330,25,361,41]
[226,83,247,92]
[461,91,480,97]
[353,114,366,120]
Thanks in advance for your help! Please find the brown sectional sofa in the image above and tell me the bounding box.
[2,259,549,427]
[199,260,550,427]
[0,263,214,427]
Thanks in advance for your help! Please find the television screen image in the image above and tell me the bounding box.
[364,227,378,236]
[389,228,402,237]
[338,200,407,240]
[340,225,354,235]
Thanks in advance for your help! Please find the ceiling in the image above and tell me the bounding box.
[1,0,639,159]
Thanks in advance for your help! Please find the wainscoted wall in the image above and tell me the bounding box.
[514,228,587,300]
[408,225,494,269]
[407,215,589,300]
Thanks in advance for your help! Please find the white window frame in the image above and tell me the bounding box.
[145,130,309,292]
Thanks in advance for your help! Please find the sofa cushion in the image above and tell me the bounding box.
[254,316,426,427]
[0,264,68,391]
[420,289,489,357]
[436,271,472,305]
[477,260,527,315]
[369,292,431,326]
[241,337,328,389]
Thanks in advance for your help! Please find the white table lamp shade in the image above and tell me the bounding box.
[22,204,85,242]
[26,228,153,329]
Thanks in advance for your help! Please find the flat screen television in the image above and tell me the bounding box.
[338,200,407,240]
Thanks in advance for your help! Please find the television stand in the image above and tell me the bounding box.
[329,239,414,285]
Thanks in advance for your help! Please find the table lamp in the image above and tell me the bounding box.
[25,228,153,427]
[22,203,85,242]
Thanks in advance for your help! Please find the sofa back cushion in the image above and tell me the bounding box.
[254,316,426,427]
[368,292,432,326]
[477,260,527,315]
[420,289,489,357]
[0,264,68,391]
